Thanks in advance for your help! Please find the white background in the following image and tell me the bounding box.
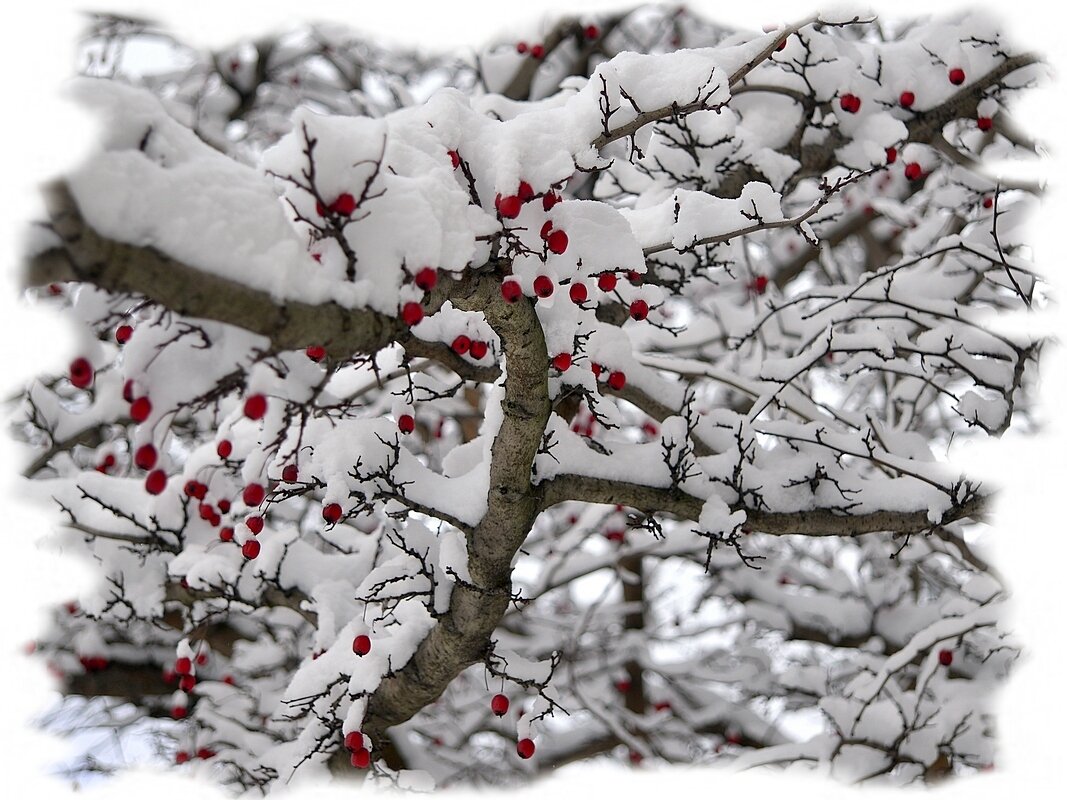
[0,1,1062,798]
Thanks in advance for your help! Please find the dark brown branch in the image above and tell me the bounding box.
[537,474,987,536]
[353,273,552,761]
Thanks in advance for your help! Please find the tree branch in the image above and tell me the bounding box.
[537,474,987,536]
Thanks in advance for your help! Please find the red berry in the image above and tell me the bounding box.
[533,275,554,298]
[627,270,642,285]
[629,750,643,765]
[130,396,152,423]
[839,93,861,113]
[977,116,993,132]
[198,503,214,521]
[904,162,923,181]
[134,444,158,470]
[516,41,528,54]
[451,335,472,355]
[323,503,343,524]
[306,345,327,362]
[629,299,649,321]
[542,191,561,211]
[584,24,600,40]
[948,68,966,86]
[982,196,994,209]
[219,527,234,542]
[244,394,267,420]
[245,516,264,535]
[398,414,416,434]
[352,634,371,656]
[329,193,358,216]
[552,353,572,372]
[175,751,190,764]
[171,705,188,720]
[175,657,192,675]
[316,200,327,217]
[491,694,510,716]
[217,440,233,459]
[351,748,371,769]
[938,649,954,666]
[749,275,769,295]
[196,652,208,667]
[653,700,671,712]
[597,272,618,292]
[222,675,235,685]
[401,302,424,327]
[217,499,231,513]
[183,480,200,498]
[282,464,298,483]
[242,539,261,559]
[115,324,133,344]
[546,229,569,254]
[145,470,167,495]
[243,483,266,507]
[530,44,544,59]
[123,379,135,403]
[469,340,488,360]
[414,267,438,291]
[179,674,195,692]
[516,738,536,759]
[540,220,554,240]
[608,371,626,390]
[776,37,787,51]
[605,529,625,544]
[569,283,588,304]
[448,150,461,169]
[501,280,523,303]
[196,748,216,760]
[496,194,522,219]
[345,731,365,751]
[517,181,535,201]
[69,358,93,389]
[591,363,602,378]
[899,91,915,108]
[885,146,897,164]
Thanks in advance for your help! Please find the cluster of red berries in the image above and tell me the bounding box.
[839,93,861,113]
[539,219,569,254]
[515,42,545,59]
[397,268,439,328]
[589,363,627,391]
[344,730,371,769]
[175,747,216,764]
[78,655,109,672]
[450,335,490,360]
[315,192,358,218]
